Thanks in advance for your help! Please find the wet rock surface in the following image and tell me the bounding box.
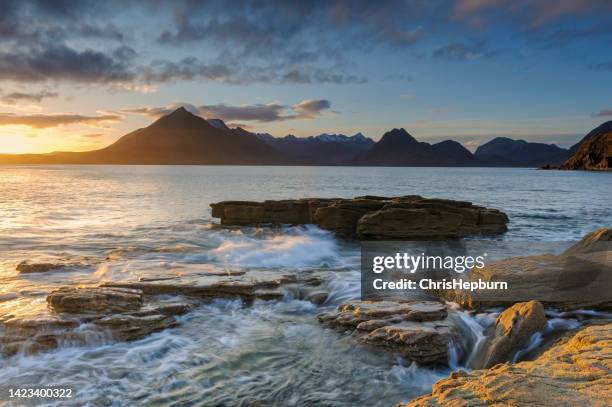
[318,300,457,364]
[433,228,612,310]
[403,323,612,406]
[47,287,143,314]
[102,269,329,303]
[0,287,193,357]
[474,300,547,369]
[210,196,508,239]
[16,261,65,274]
[1,269,328,357]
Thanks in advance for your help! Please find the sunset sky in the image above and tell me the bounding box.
[1,0,611,154]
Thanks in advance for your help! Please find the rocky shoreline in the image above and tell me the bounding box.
[0,199,610,406]
[404,322,612,406]
[1,269,329,357]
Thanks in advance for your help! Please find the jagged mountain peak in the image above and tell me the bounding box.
[207,118,230,131]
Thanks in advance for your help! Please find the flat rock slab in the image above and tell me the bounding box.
[403,323,612,406]
[210,196,508,239]
[101,269,329,304]
[0,287,193,357]
[318,300,456,364]
[433,228,612,310]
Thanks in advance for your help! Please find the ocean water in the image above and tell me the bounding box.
[0,165,610,406]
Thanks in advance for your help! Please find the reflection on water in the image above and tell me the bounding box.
[0,165,610,405]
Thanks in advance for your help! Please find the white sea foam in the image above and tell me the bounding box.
[207,225,347,270]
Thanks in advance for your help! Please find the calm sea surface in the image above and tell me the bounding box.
[0,165,610,406]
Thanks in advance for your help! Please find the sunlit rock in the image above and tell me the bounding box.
[403,323,612,406]
[433,228,612,310]
[473,300,546,369]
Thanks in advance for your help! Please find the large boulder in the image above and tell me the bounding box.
[435,228,612,310]
[318,300,457,364]
[474,301,547,369]
[403,323,612,406]
[210,196,508,239]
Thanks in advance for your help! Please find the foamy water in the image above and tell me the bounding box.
[1,165,610,406]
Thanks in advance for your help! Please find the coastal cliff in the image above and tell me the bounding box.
[561,129,611,170]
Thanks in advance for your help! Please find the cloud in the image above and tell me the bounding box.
[198,103,287,122]
[0,0,609,88]
[81,133,104,138]
[142,58,234,83]
[293,99,332,119]
[432,42,496,61]
[140,58,366,85]
[122,99,332,123]
[1,90,58,104]
[0,44,135,83]
[0,112,121,128]
[120,103,200,118]
[453,0,612,28]
[591,109,612,117]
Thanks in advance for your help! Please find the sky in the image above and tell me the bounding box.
[1,0,611,154]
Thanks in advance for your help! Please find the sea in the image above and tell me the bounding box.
[0,165,610,406]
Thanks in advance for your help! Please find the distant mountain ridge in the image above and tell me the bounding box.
[475,137,571,167]
[355,128,480,166]
[0,107,602,167]
[256,132,374,165]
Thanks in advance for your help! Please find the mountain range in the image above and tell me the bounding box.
[0,107,608,168]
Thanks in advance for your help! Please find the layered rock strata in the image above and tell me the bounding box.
[318,300,457,364]
[403,323,612,406]
[211,196,508,239]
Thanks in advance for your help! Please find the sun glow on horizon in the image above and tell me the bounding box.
[0,126,112,154]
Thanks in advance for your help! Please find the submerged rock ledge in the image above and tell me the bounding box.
[210,196,508,239]
[0,270,329,357]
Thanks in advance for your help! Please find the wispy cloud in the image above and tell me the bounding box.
[0,112,121,128]
[1,90,58,104]
[432,42,497,61]
[122,99,333,123]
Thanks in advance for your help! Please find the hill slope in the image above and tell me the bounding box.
[561,122,611,170]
